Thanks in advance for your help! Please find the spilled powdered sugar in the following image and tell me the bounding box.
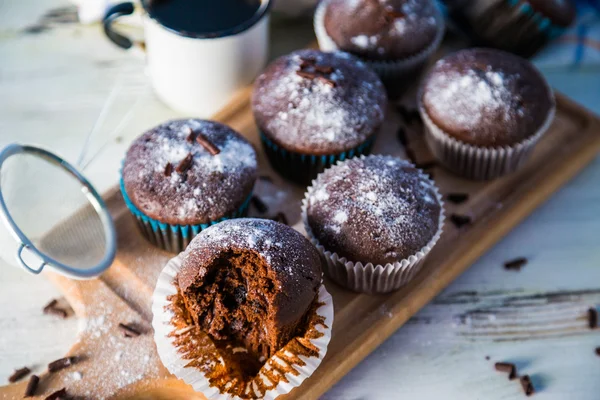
[306,156,441,265]
[122,119,257,224]
[252,50,386,153]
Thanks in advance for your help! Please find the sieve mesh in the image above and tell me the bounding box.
[0,146,115,277]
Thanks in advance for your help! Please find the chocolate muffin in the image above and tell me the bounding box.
[322,0,441,61]
[445,0,576,57]
[419,48,555,179]
[252,49,387,184]
[121,119,257,251]
[314,0,444,95]
[177,218,322,362]
[306,155,441,265]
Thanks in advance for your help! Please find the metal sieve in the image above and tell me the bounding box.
[0,143,116,279]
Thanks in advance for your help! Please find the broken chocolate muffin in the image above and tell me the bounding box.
[177,218,322,363]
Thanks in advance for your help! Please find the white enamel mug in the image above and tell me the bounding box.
[103,1,271,116]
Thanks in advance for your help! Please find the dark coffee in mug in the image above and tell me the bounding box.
[146,0,262,37]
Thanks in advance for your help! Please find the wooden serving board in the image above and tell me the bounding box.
[2,89,600,399]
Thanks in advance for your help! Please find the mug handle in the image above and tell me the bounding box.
[103,2,140,50]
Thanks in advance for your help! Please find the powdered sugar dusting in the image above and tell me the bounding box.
[123,119,257,224]
[252,50,386,153]
[306,156,441,265]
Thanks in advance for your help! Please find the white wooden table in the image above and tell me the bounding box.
[1,1,599,399]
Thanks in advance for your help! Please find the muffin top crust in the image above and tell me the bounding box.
[305,155,442,266]
[421,48,554,147]
[122,119,257,225]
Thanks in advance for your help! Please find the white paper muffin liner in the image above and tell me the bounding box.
[301,156,445,294]
[313,0,445,83]
[418,92,556,180]
[152,254,334,400]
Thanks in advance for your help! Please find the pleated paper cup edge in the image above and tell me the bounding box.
[301,155,446,294]
[151,254,334,400]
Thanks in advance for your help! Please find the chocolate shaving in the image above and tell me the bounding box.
[8,367,30,383]
[588,308,598,329]
[119,322,141,337]
[24,375,39,397]
[271,212,288,226]
[196,132,220,155]
[43,299,57,311]
[250,196,268,213]
[446,193,469,204]
[385,6,406,20]
[185,126,196,143]
[317,75,337,88]
[296,70,318,80]
[396,126,408,146]
[44,306,68,319]
[450,214,471,228]
[520,375,535,396]
[175,153,194,173]
[164,162,173,177]
[414,161,437,170]
[44,388,67,400]
[48,357,74,373]
[314,65,334,74]
[495,362,517,380]
[504,257,528,271]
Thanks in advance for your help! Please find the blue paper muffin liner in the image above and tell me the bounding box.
[260,131,376,185]
[120,177,252,253]
[452,0,571,57]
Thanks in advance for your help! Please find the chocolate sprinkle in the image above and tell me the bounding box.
[450,214,471,228]
[520,375,535,396]
[164,162,173,177]
[495,362,517,380]
[8,367,30,383]
[48,357,74,373]
[24,375,39,397]
[588,308,598,329]
[185,126,196,143]
[250,196,268,213]
[175,153,194,174]
[119,322,141,337]
[504,257,528,271]
[446,193,469,204]
[196,132,221,156]
[44,388,67,400]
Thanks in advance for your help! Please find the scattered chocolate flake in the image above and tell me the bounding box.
[196,132,221,155]
[44,388,67,400]
[504,257,528,271]
[8,367,30,383]
[495,362,517,380]
[119,322,141,338]
[175,153,194,173]
[44,306,68,319]
[24,375,39,397]
[450,214,471,228]
[588,308,598,329]
[185,126,196,143]
[43,299,58,311]
[314,65,334,74]
[386,9,406,19]
[271,212,288,226]
[446,193,469,204]
[404,147,418,164]
[396,126,408,146]
[595,347,600,356]
[164,162,173,177]
[297,60,336,87]
[520,375,535,396]
[48,357,74,373]
[414,161,437,170]
[250,196,268,213]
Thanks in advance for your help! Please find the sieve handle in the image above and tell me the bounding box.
[17,243,45,275]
